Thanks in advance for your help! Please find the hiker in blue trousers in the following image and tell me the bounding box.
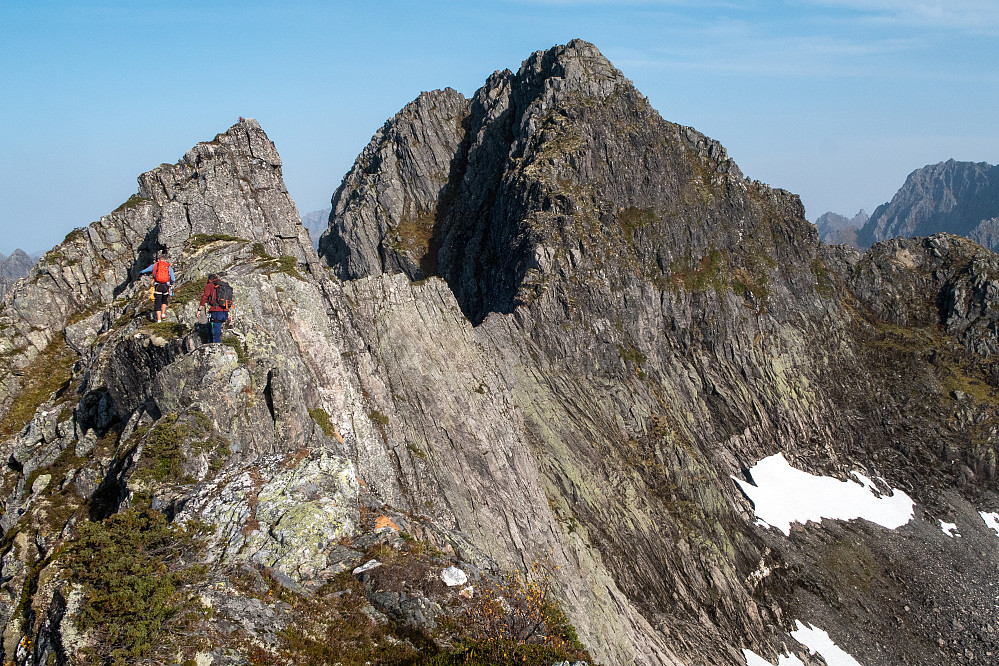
[196,273,233,343]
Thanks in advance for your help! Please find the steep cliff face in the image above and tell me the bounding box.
[2,40,999,666]
[318,88,470,280]
[857,159,999,250]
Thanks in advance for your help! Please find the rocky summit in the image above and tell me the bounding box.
[1,40,998,666]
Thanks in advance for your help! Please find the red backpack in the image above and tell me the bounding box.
[152,260,171,284]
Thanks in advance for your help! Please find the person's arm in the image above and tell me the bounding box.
[196,283,212,316]
[139,263,154,275]
[168,266,175,285]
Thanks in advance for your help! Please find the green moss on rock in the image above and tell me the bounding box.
[0,333,77,440]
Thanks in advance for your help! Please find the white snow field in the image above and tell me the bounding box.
[743,620,864,666]
[733,452,914,536]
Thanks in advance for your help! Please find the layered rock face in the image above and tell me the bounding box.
[857,159,999,250]
[2,40,999,666]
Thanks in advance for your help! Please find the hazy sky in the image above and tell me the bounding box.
[2,0,997,255]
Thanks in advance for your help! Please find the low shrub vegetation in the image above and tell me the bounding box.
[185,233,245,252]
[61,507,209,665]
[441,556,591,665]
[170,278,208,307]
[143,321,190,339]
[237,546,593,666]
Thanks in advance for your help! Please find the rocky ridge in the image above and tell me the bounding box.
[0,40,998,666]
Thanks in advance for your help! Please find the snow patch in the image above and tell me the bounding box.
[743,621,864,666]
[791,621,863,665]
[940,520,959,537]
[742,649,805,666]
[733,453,914,536]
[979,511,999,537]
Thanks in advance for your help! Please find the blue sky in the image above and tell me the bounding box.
[2,0,998,255]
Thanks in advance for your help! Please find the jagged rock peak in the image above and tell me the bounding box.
[0,117,315,421]
[318,89,470,279]
[521,38,626,81]
[511,38,631,112]
[321,39,781,325]
[318,41,644,284]
[135,117,312,263]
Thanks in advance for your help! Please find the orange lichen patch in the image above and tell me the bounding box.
[374,515,400,532]
[356,477,367,489]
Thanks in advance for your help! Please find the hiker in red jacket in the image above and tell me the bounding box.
[196,273,233,343]
[139,250,174,323]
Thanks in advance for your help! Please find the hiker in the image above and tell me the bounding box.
[196,273,233,343]
[139,250,174,323]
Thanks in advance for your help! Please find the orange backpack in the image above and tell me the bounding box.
[152,260,171,283]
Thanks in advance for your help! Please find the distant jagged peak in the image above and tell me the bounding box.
[0,248,35,278]
[857,158,999,249]
[815,210,868,247]
[0,249,36,303]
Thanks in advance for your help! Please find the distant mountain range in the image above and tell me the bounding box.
[301,208,331,249]
[816,160,999,252]
[814,210,868,246]
[0,248,35,301]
